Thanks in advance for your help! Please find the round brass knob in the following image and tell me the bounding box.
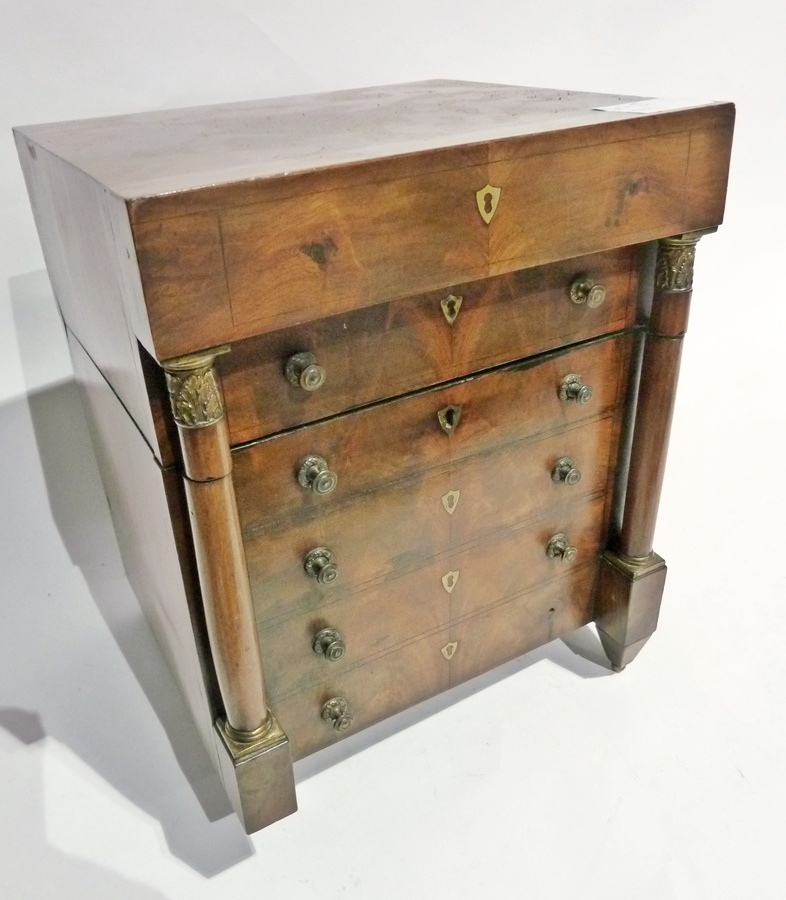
[321,697,353,732]
[304,547,338,585]
[285,351,326,391]
[569,275,606,308]
[558,374,594,406]
[313,627,346,661]
[297,455,338,494]
[552,457,582,485]
[546,533,578,562]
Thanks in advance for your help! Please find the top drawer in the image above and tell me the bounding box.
[219,247,638,445]
[129,105,732,362]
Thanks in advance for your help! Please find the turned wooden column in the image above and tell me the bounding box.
[596,232,706,670]
[163,347,297,831]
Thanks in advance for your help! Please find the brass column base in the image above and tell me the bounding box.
[214,713,297,833]
[594,550,667,671]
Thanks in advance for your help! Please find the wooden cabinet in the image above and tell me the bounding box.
[14,80,734,833]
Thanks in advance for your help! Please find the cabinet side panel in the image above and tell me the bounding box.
[14,132,161,459]
[67,329,220,769]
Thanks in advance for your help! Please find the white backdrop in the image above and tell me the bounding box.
[2,3,785,898]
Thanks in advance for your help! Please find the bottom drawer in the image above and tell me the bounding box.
[273,633,450,761]
[448,562,598,686]
[273,564,598,760]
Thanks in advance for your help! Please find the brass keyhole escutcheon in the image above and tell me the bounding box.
[441,489,460,515]
[441,571,460,594]
[475,183,501,224]
[438,404,462,435]
[441,641,458,661]
[440,294,463,326]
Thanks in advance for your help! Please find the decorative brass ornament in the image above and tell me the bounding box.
[313,627,346,661]
[441,571,460,594]
[321,697,353,732]
[475,184,501,224]
[558,373,594,406]
[437,404,462,435]
[441,489,461,515]
[440,294,463,325]
[165,366,223,427]
[655,234,701,293]
[441,641,458,661]
[569,275,607,308]
[304,547,338,584]
[285,351,326,391]
[546,533,578,562]
[162,345,230,429]
[297,455,338,494]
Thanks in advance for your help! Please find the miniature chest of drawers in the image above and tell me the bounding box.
[15,80,734,832]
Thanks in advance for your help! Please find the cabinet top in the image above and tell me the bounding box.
[13,79,731,200]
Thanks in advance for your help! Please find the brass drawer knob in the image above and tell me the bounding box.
[321,697,353,732]
[559,374,594,406]
[297,455,338,494]
[304,547,338,584]
[569,275,606,308]
[313,627,346,661]
[552,457,581,485]
[285,351,327,391]
[546,533,578,562]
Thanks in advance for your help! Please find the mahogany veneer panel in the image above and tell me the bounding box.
[218,246,638,444]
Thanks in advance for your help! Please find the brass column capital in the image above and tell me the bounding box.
[162,345,230,429]
[654,232,705,293]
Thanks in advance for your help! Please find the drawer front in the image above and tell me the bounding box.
[245,471,452,625]
[259,561,451,702]
[255,489,607,702]
[448,415,616,549]
[272,632,451,761]
[448,563,598,686]
[220,247,638,444]
[220,166,488,334]
[447,492,607,622]
[232,332,630,521]
[488,131,692,272]
[242,416,615,626]
[271,562,598,761]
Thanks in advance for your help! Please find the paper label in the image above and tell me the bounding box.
[594,98,712,114]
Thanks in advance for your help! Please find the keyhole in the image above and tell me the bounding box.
[484,192,493,214]
[446,495,455,509]
[446,575,455,589]
[444,408,455,430]
[446,298,457,317]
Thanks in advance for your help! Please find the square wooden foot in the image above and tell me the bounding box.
[594,551,667,671]
[214,714,297,833]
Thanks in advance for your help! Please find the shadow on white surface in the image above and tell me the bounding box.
[3,272,256,876]
[295,622,614,782]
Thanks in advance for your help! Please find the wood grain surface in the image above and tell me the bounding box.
[217,247,638,444]
[232,333,630,523]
